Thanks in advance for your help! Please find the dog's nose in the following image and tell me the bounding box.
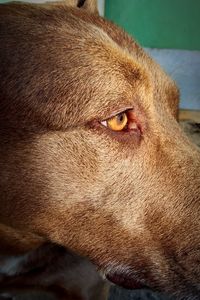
[106,272,148,289]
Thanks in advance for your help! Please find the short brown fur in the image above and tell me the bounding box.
[0,0,200,299]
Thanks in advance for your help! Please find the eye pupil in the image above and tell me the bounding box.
[118,113,124,123]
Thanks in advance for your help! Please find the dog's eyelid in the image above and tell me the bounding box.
[102,107,134,121]
[100,108,133,124]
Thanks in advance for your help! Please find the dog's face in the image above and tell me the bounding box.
[0,0,200,298]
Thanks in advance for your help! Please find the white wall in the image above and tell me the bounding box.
[97,0,104,16]
[146,48,200,110]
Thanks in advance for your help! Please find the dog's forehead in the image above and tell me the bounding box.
[0,3,178,130]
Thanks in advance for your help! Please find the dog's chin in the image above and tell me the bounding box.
[106,272,147,290]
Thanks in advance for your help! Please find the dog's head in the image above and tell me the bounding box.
[0,0,200,298]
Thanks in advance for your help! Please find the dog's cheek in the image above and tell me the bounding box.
[26,130,149,254]
[13,129,131,224]
[1,129,115,229]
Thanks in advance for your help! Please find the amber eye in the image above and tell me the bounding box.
[101,112,128,131]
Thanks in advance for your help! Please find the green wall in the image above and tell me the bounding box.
[105,0,200,50]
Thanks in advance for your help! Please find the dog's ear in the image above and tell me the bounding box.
[56,0,98,14]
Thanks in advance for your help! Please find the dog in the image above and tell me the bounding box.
[0,0,200,299]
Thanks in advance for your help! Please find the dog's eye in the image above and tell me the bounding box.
[101,112,128,131]
[100,110,140,133]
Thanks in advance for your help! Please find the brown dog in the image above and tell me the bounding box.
[0,0,200,299]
